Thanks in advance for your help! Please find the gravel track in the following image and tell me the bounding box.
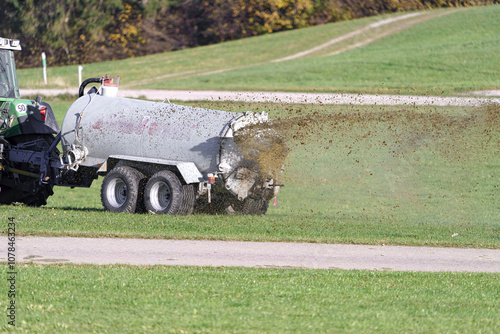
[20,88,500,106]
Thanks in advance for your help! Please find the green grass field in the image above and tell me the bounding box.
[1,264,498,333]
[17,5,500,95]
[165,6,499,95]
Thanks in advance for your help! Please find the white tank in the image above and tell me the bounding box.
[60,94,237,173]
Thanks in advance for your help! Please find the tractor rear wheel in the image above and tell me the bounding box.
[0,134,58,207]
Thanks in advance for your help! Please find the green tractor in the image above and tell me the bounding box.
[0,37,61,206]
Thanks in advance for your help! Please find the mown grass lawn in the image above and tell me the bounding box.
[0,264,498,333]
[165,6,499,95]
[17,11,381,90]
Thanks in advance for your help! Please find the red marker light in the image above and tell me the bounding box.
[39,106,47,121]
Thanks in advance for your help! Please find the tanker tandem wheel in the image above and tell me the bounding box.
[193,197,269,215]
[143,170,195,215]
[100,166,145,213]
[239,198,269,215]
[101,166,195,215]
[100,166,266,216]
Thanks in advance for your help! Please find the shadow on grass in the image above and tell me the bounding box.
[51,206,105,213]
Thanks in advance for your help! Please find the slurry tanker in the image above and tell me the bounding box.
[0,38,284,215]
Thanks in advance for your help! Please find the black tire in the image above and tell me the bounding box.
[21,185,54,207]
[135,177,148,214]
[0,186,24,205]
[0,134,58,207]
[193,197,231,215]
[240,198,269,215]
[101,166,143,213]
[144,170,183,215]
[178,184,195,216]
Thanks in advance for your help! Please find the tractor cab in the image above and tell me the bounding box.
[0,37,59,138]
[0,38,21,99]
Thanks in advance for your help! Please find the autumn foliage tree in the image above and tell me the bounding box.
[0,0,496,68]
[0,0,146,67]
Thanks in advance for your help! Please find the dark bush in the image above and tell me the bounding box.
[0,0,496,68]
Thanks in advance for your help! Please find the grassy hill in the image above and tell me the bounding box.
[18,5,500,95]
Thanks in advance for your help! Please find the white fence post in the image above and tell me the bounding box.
[78,65,83,87]
[41,52,47,85]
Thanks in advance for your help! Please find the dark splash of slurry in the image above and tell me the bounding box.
[236,103,498,166]
[233,103,498,219]
[233,125,290,180]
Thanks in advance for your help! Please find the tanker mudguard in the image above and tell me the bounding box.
[18,102,60,135]
[103,155,204,184]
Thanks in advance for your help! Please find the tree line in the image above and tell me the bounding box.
[0,0,497,68]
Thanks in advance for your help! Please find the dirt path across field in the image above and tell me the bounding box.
[273,12,424,62]
[1,236,499,272]
[122,9,458,86]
